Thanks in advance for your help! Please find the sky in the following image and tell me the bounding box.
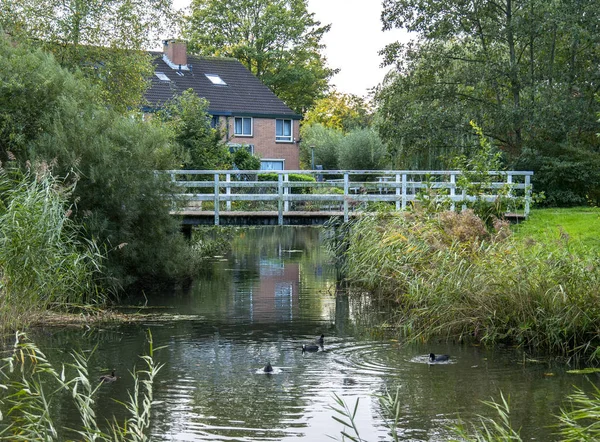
[307,0,409,97]
[172,0,410,97]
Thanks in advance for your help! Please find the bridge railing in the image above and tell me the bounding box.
[160,169,533,225]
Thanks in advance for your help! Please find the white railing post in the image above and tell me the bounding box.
[226,173,231,211]
[395,173,401,211]
[402,173,407,210]
[343,172,349,222]
[525,174,531,216]
[278,173,283,225]
[284,173,289,212]
[214,173,220,225]
[450,173,456,211]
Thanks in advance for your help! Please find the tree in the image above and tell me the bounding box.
[299,124,343,170]
[303,91,373,132]
[184,0,337,114]
[338,128,389,171]
[0,36,195,289]
[1,0,174,112]
[377,0,600,205]
[158,90,231,170]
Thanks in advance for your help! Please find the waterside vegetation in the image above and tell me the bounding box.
[333,206,600,362]
[0,331,161,441]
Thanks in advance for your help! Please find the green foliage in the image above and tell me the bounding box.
[557,385,600,441]
[231,147,261,171]
[0,168,105,331]
[258,172,315,194]
[0,331,162,441]
[376,0,600,202]
[303,91,372,132]
[2,0,173,112]
[338,128,389,170]
[158,90,230,170]
[448,122,516,224]
[185,0,336,113]
[299,123,343,169]
[335,210,600,362]
[0,36,196,289]
[515,144,600,207]
[451,394,523,442]
[300,125,389,171]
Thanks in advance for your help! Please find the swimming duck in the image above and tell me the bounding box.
[302,344,320,353]
[99,370,117,383]
[429,353,450,362]
[263,362,273,373]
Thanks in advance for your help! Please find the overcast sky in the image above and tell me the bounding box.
[307,0,409,97]
[172,0,410,98]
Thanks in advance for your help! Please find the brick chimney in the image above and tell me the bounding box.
[163,39,187,66]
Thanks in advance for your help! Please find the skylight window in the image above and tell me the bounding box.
[205,73,227,86]
[155,72,170,82]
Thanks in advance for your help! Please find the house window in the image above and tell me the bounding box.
[210,115,220,129]
[234,117,252,136]
[260,160,284,170]
[276,119,293,142]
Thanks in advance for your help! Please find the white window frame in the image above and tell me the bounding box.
[205,73,227,85]
[234,117,253,137]
[275,119,293,142]
[260,159,285,171]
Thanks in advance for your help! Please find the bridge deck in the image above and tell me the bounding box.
[175,210,526,227]
[176,210,355,226]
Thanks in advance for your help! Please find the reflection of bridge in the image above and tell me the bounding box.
[163,169,533,227]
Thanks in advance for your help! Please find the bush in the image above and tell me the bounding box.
[258,172,316,194]
[338,128,389,170]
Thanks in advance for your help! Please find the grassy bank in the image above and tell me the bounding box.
[513,207,600,251]
[336,207,600,362]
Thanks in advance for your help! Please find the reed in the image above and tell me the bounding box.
[556,384,600,441]
[451,394,523,441]
[0,169,106,332]
[336,209,600,361]
[0,330,161,441]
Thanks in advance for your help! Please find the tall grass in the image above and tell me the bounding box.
[0,168,105,331]
[336,209,600,361]
[0,330,162,441]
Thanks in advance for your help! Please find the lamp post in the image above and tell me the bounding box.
[311,145,315,170]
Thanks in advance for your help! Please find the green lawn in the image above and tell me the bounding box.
[513,207,600,250]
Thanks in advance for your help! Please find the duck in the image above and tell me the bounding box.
[429,353,450,362]
[99,370,117,383]
[263,362,273,373]
[302,344,320,353]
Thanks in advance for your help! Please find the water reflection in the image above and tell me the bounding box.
[5,227,596,441]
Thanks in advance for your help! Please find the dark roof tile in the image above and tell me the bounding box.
[145,52,300,119]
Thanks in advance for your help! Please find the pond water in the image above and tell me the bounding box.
[15,227,599,441]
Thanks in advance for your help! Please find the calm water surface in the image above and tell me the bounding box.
[21,227,598,441]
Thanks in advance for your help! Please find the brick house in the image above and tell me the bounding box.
[144,40,302,170]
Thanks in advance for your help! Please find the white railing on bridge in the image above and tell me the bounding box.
[161,170,533,225]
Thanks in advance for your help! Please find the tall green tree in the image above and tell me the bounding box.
[1,0,174,112]
[0,36,195,289]
[184,0,337,114]
[377,0,600,204]
[158,90,231,170]
[303,91,373,133]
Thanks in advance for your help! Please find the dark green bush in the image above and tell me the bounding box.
[258,173,316,194]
